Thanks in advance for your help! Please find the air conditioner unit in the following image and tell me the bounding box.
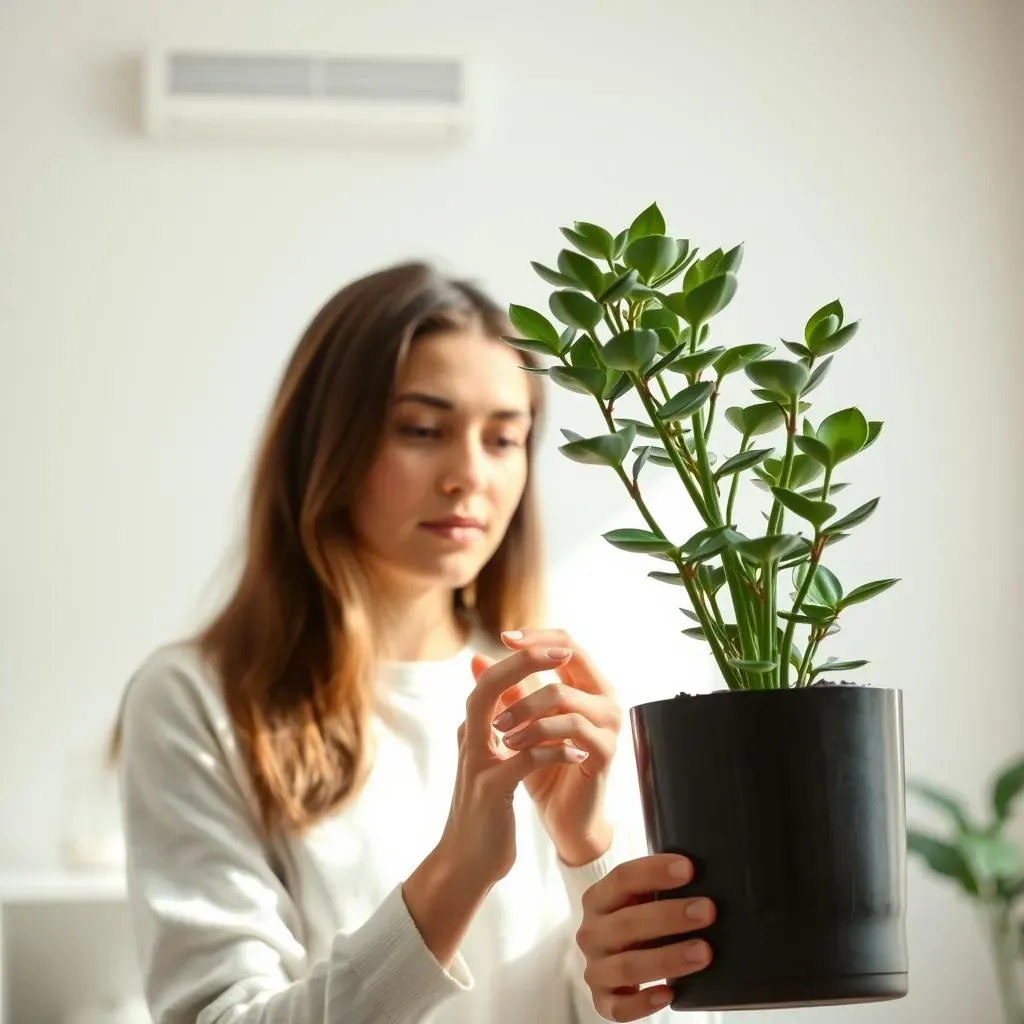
[141,48,473,144]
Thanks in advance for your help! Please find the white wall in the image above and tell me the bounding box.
[1,0,1021,1021]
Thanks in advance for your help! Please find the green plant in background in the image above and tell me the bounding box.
[907,754,1024,1023]
[503,202,897,691]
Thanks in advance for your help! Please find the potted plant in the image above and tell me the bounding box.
[503,202,909,1011]
[907,754,1024,1022]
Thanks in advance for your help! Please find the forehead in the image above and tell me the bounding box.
[395,328,533,413]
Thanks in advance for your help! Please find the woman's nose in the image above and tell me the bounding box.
[439,437,487,495]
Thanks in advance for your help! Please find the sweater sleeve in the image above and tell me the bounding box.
[117,651,473,1024]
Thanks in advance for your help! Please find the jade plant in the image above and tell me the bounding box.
[503,202,897,690]
[907,754,1024,1022]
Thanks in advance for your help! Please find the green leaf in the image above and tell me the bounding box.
[616,417,660,439]
[715,448,773,480]
[603,329,659,372]
[530,261,577,288]
[960,833,1023,882]
[669,346,726,376]
[680,525,747,562]
[568,335,599,368]
[665,273,738,326]
[603,528,675,554]
[783,339,812,360]
[907,780,971,832]
[557,249,605,295]
[825,498,879,535]
[548,365,606,396]
[648,570,685,586]
[624,235,680,284]
[657,381,715,421]
[715,343,774,377]
[611,229,629,260]
[794,562,843,608]
[864,421,883,449]
[629,202,666,239]
[799,482,849,500]
[549,290,604,331]
[508,305,561,349]
[803,356,833,396]
[771,487,837,529]
[598,269,640,304]
[794,434,834,468]
[809,320,860,358]
[571,221,615,260]
[777,454,824,489]
[993,756,1024,823]
[604,371,634,402]
[730,659,776,674]
[817,407,870,464]
[809,658,868,679]
[805,300,844,341]
[640,306,680,337]
[744,358,811,400]
[559,425,635,467]
[907,830,979,895]
[725,402,787,437]
[632,445,651,484]
[718,243,744,274]
[839,578,899,608]
[807,313,840,348]
[501,336,555,356]
[697,563,727,596]
[645,342,687,378]
[560,225,608,260]
[733,534,806,565]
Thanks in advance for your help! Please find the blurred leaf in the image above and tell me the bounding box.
[603,329,659,372]
[665,273,738,326]
[726,402,787,437]
[783,339,812,360]
[530,261,576,288]
[771,487,836,529]
[804,356,833,396]
[657,381,715,421]
[730,659,776,673]
[745,358,810,399]
[624,234,680,284]
[598,268,640,304]
[698,563,727,596]
[715,343,774,377]
[733,534,806,565]
[632,445,651,484]
[502,336,555,356]
[508,305,561,349]
[839,578,899,608]
[809,657,868,679]
[558,249,605,295]
[799,482,849,499]
[560,225,608,260]
[825,497,879,535]
[629,202,666,239]
[818,407,870,463]
[993,755,1024,823]
[559,425,635,467]
[670,346,726,376]
[549,289,604,331]
[907,780,971,832]
[616,417,660,439]
[907,830,979,895]
[649,570,685,586]
[549,365,606,396]
[603,528,675,554]
[809,320,860,358]
[715,448,774,480]
[960,833,1023,882]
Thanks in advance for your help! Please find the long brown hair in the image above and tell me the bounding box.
[116,262,546,836]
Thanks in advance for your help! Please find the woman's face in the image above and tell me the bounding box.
[349,327,534,596]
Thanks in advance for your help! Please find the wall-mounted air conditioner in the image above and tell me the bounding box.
[141,48,473,144]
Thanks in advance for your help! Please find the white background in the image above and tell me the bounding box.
[1,0,1022,1021]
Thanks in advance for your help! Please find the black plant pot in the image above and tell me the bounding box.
[629,685,908,1012]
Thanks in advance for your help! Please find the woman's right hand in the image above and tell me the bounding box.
[402,645,584,964]
[576,854,715,1021]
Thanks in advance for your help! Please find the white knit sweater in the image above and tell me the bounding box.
[117,639,707,1024]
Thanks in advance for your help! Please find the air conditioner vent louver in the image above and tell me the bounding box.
[143,48,471,143]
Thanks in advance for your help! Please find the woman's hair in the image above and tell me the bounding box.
[115,261,546,836]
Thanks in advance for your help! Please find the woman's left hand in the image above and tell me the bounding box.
[475,628,622,867]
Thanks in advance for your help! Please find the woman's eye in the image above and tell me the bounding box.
[490,436,523,450]
[397,424,440,439]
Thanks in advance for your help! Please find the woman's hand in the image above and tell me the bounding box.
[404,645,593,967]
[576,854,715,1021]
[481,628,622,867]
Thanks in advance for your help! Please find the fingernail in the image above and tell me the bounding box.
[649,989,673,1008]
[567,747,588,761]
[492,712,513,730]
[503,732,524,748]
[668,858,692,879]
[686,898,712,921]
[502,630,525,641]
[546,646,571,659]
[685,940,710,963]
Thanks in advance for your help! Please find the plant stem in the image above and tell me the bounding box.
[725,434,752,525]
[986,903,1023,1024]
[779,541,822,688]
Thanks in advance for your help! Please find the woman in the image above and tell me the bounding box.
[114,261,715,1024]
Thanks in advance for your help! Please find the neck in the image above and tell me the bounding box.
[372,580,469,663]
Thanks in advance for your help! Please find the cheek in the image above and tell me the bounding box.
[353,449,430,529]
